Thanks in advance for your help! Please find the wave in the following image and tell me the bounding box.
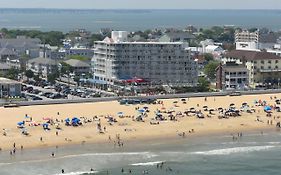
[0,152,157,167]
[191,146,276,155]
[52,171,98,175]
[61,152,157,159]
[131,161,164,166]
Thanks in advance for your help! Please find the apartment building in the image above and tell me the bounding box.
[93,31,198,88]
[222,50,281,86]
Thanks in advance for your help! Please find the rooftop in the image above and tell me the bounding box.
[64,59,90,68]
[0,77,20,84]
[28,57,57,65]
[225,50,280,60]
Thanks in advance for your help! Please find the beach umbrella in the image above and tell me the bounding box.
[117,112,124,116]
[230,103,235,106]
[181,99,186,102]
[143,106,149,109]
[43,123,49,129]
[138,109,145,113]
[264,106,272,111]
[203,106,208,108]
[209,109,215,111]
[25,115,30,119]
[17,121,24,126]
[173,101,178,104]
[242,102,248,106]
[65,118,70,123]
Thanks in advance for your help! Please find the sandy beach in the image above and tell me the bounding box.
[0,93,280,151]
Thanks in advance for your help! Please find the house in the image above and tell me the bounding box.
[27,57,58,78]
[205,45,224,58]
[159,31,195,43]
[222,50,281,86]
[0,77,21,98]
[0,63,12,76]
[0,36,41,58]
[0,48,18,62]
[63,59,90,75]
[216,62,249,90]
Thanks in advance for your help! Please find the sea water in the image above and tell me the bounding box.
[1,130,281,175]
[0,9,281,32]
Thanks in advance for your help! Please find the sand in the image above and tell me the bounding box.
[0,93,280,151]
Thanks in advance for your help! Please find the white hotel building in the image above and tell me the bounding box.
[93,31,198,88]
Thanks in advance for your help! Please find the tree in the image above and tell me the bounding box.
[204,61,220,80]
[73,76,80,86]
[60,62,73,75]
[47,72,59,84]
[197,77,210,92]
[203,53,214,62]
[5,68,20,80]
[25,70,34,79]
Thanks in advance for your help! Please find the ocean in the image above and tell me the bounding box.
[1,130,281,175]
[0,9,281,32]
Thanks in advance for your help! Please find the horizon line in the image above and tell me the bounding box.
[0,8,281,10]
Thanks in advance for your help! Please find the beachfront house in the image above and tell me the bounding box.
[27,57,58,78]
[222,50,281,87]
[216,62,249,90]
[63,59,91,75]
[0,77,21,98]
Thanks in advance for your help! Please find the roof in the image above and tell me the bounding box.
[164,32,195,40]
[0,48,17,55]
[0,77,20,84]
[28,57,57,65]
[225,50,280,60]
[0,63,11,70]
[205,45,222,50]
[0,38,41,48]
[64,59,90,68]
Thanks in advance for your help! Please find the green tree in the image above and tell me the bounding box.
[5,68,20,80]
[204,61,220,80]
[60,62,73,75]
[47,72,59,84]
[203,53,214,62]
[25,70,34,79]
[197,77,210,92]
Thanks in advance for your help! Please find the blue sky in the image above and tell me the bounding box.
[0,0,281,9]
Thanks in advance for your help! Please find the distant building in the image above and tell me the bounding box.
[27,57,58,78]
[216,62,249,90]
[0,63,12,76]
[205,45,224,58]
[184,25,198,33]
[235,30,259,51]
[0,77,21,98]
[222,50,281,86]
[63,59,90,75]
[0,48,18,62]
[93,31,198,88]
[0,36,41,58]
[159,31,195,43]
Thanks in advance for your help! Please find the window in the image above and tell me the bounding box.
[276,60,279,63]
[268,60,271,64]
[261,60,264,64]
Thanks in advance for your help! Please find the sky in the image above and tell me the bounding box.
[0,0,281,9]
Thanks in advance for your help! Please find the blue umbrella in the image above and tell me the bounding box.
[65,118,70,122]
[138,109,145,113]
[43,123,49,128]
[17,121,24,126]
[264,106,272,111]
